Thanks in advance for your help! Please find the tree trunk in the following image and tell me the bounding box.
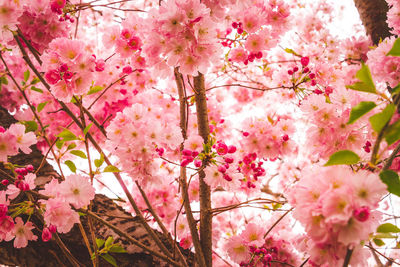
[0,106,194,267]
[353,0,392,45]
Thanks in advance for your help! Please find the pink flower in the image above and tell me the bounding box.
[0,130,17,162]
[245,33,265,53]
[225,235,250,264]
[240,223,265,247]
[12,217,37,248]
[8,124,37,154]
[59,174,95,208]
[45,69,61,85]
[41,227,52,242]
[0,216,14,241]
[43,198,80,233]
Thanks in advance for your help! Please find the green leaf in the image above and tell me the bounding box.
[391,83,400,96]
[101,254,117,267]
[24,121,38,132]
[30,86,43,93]
[369,104,395,133]
[105,236,114,248]
[387,38,400,56]
[37,102,48,113]
[345,63,376,94]
[384,120,400,145]
[347,101,376,124]
[374,233,397,239]
[379,170,400,197]
[94,153,104,168]
[324,150,360,166]
[64,160,77,173]
[284,48,301,57]
[83,123,93,136]
[108,244,127,253]
[96,238,105,248]
[55,140,64,149]
[24,69,30,82]
[31,77,40,85]
[57,129,78,141]
[88,85,104,95]
[373,238,385,246]
[67,143,77,150]
[103,165,120,173]
[70,150,87,159]
[0,76,8,85]
[377,223,400,233]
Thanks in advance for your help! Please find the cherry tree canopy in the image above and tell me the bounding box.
[0,0,399,266]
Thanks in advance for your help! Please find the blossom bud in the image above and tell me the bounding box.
[42,228,52,242]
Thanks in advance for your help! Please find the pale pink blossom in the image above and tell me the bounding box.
[43,198,80,233]
[59,174,95,209]
[12,217,37,248]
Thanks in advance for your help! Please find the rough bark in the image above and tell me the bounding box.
[0,106,194,267]
[193,73,212,267]
[353,0,392,45]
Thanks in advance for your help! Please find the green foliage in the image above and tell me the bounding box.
[346,63,376,94]
[324,150,360,166]
[369,104,395,133]
[347,101,376,124]
[379,170,400,197]
[386,38,400,56]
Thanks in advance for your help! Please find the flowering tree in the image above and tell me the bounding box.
[0,0,400,266]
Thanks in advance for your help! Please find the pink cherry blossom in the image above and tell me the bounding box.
[12,217,38,248]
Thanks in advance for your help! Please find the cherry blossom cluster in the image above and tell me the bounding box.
[0,124,37,163]
[387,0,400,35]
[226,0,290,65]
[42,37,96,101]
[287,166,386,266]
[237,153,266,190]
[0,0,70,51]
[102,17,143,60]
[142,0,220,75]
[106,95,183,186]
[300,93,371,159]
[367,36,400,88]
[240,115,297,160]
[225,223,298,267]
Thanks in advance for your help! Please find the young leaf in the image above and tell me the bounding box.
[94,153,104,168]
[101,254,117,267]
[369,104,395,133]
[57,129,78,141]
[324,150,360,166]
[103,165,121,173]
[24,121,38,132]
[30,86,43,93]
[83,123,93,136]
[88,85,104,95]
[345,63,376,94]
[384,120,400,145]
[379,170,400,197]
[70,150,87,159]
[284,48,301,57]
[64,160,77,173]
[387,38,400,56]
[55,140,64,149]
[24,69,30,82]
[377,223,400,233]
[347,101,376,124]
[37,102,48,113]
[108,244,127,253]
[96,238,105,248]
[105,236,114,248]
[372,238,385,246]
